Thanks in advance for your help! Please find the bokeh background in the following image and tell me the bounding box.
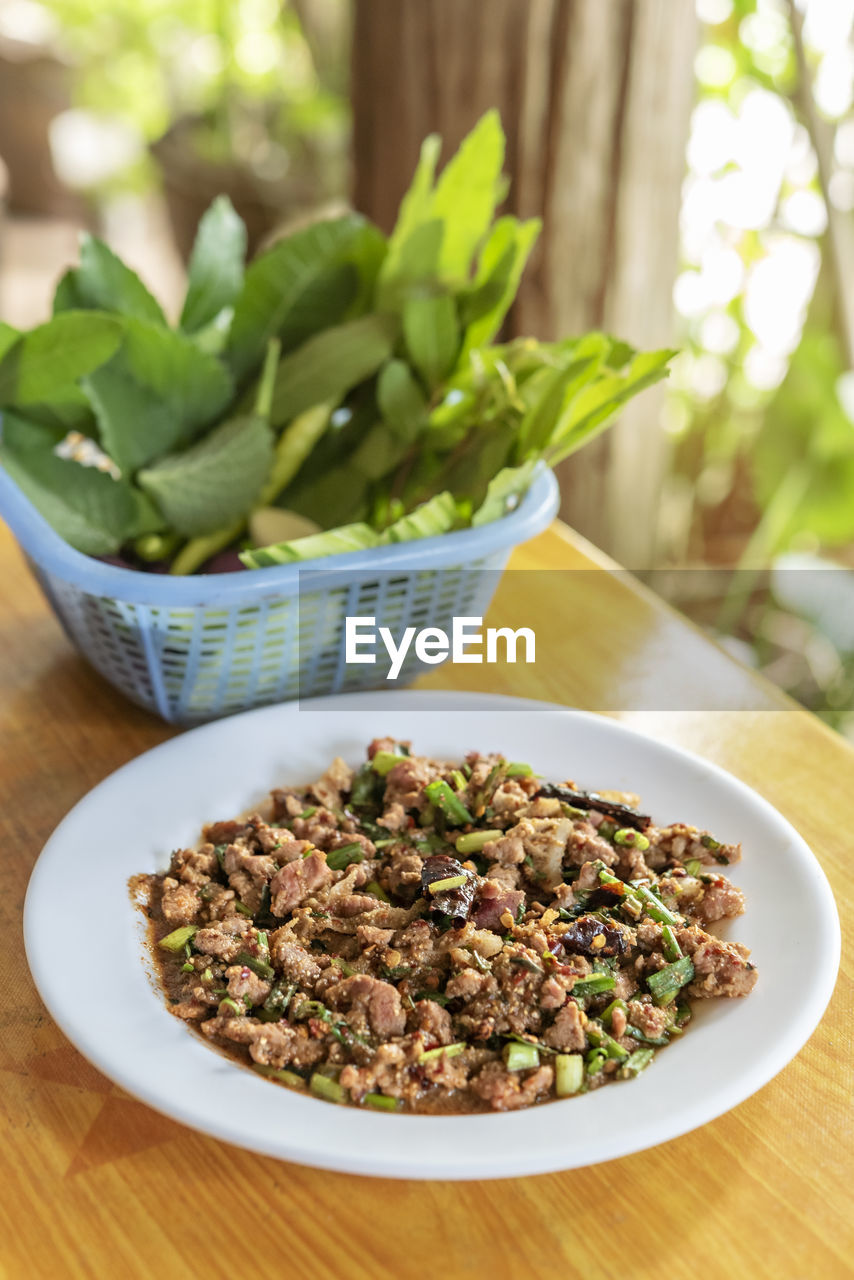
[1,0,852,735]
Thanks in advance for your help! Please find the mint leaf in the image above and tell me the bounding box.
[403,293,459,390]
[139,413,274,536]
[84,318,234,473]
[0,312,122,407]
[180,196,247,334]
[0,413,143,554]
[56,234,166,325]
[228,215,386,382]
[268,313,397,427]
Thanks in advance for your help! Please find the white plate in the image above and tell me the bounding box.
[24,692,840,1180]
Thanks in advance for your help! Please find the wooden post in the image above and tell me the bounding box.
[351,0,697,565]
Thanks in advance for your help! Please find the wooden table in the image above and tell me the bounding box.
[1,519,851,1280]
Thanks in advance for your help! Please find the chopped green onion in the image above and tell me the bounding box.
[586,1023,629,1062]
[449,769,468,791]
[455,829,503,855]
[256,930,270,961]
[233,901,253,917]
[661,924,682,962]
[700,833,721,852]
[159,925,198,952]
[621,894,644,920]
[350,763,381,806]
[234,950,275,980]
[571,973,616,999]
[586,1048,607,1075]
[674,1000,692,1027]
[684,858,702,877]
[202,968,212,982]
[180,961,194,973]
[647,956,695,1005]
[554,1053,584,1096]
[633,883,680,926]
[218,997,243,1016]
[296,806,318,819]
[625,1025,669,1047]
[364,1092,401,1111]
[618,1047,655,1078]
[506,762,534,778]
[257,980,296,1022]
[330,956,356,977]
[503,1042,540,1071]
[310,1073,347,1103]
[213,843,227,870]
[560,803,589,819]
[371,750,406,776]
[428,874,467,893]
[424,780,473,827]
[418,1042,465,1063]
[600,997,628,1028]
[326,843,365,871]
[252,1063,305,1088]
[613,828,650,851]
[364,880,390,902]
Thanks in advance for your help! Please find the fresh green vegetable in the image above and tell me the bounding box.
[364,1093,402,1112]
[613,827,650,851]
[325,843,365,871]
[309,1072,347,1103]
[417,1042,465,1063]
[661,924,683,962]
[570,974,616,999]
[424,780,473,827]
[364,880,391,902]
[252,1063,305,1088]
[586,1023,629,1062]
[371,750,407,776]
[618,1048,655,1079]
[503,1041,540,1071]
[427,874,467,893]
[0,117,674,570]
[455,829,503,855]
[647,956,695,1005]
[158,925,197,952]
[633,883,681,927]
[505,762,534,778]
[234,950,275,981]
[555,1053,584,1096]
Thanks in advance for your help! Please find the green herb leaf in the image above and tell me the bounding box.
[180,195,247,334]
[403,293,460,390]
[378,491,457,543]
[228,215,386,382]
[472,460,537,526]
[56,234,166,325]
[460,215,541,353]
[377,359,428,440]
[0,312,122,407]
[430,109,506,279]
[84,319,234,473]
[139,413,274,536]
[267,312,398,427]
[0,413,146,554]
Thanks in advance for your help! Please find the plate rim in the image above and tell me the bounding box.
[23,691,842,1179]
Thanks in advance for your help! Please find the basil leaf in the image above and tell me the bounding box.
[84,319,234,473]
[56,234,166,325]
[0,312,122,407]
[0,414,144,554]
[139,413,274,536]
[180,196,247,334]
[403,293,459,390]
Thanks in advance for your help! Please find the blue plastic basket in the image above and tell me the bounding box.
[0,462,559,723]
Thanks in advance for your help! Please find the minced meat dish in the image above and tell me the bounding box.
[136,739,757,1113]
